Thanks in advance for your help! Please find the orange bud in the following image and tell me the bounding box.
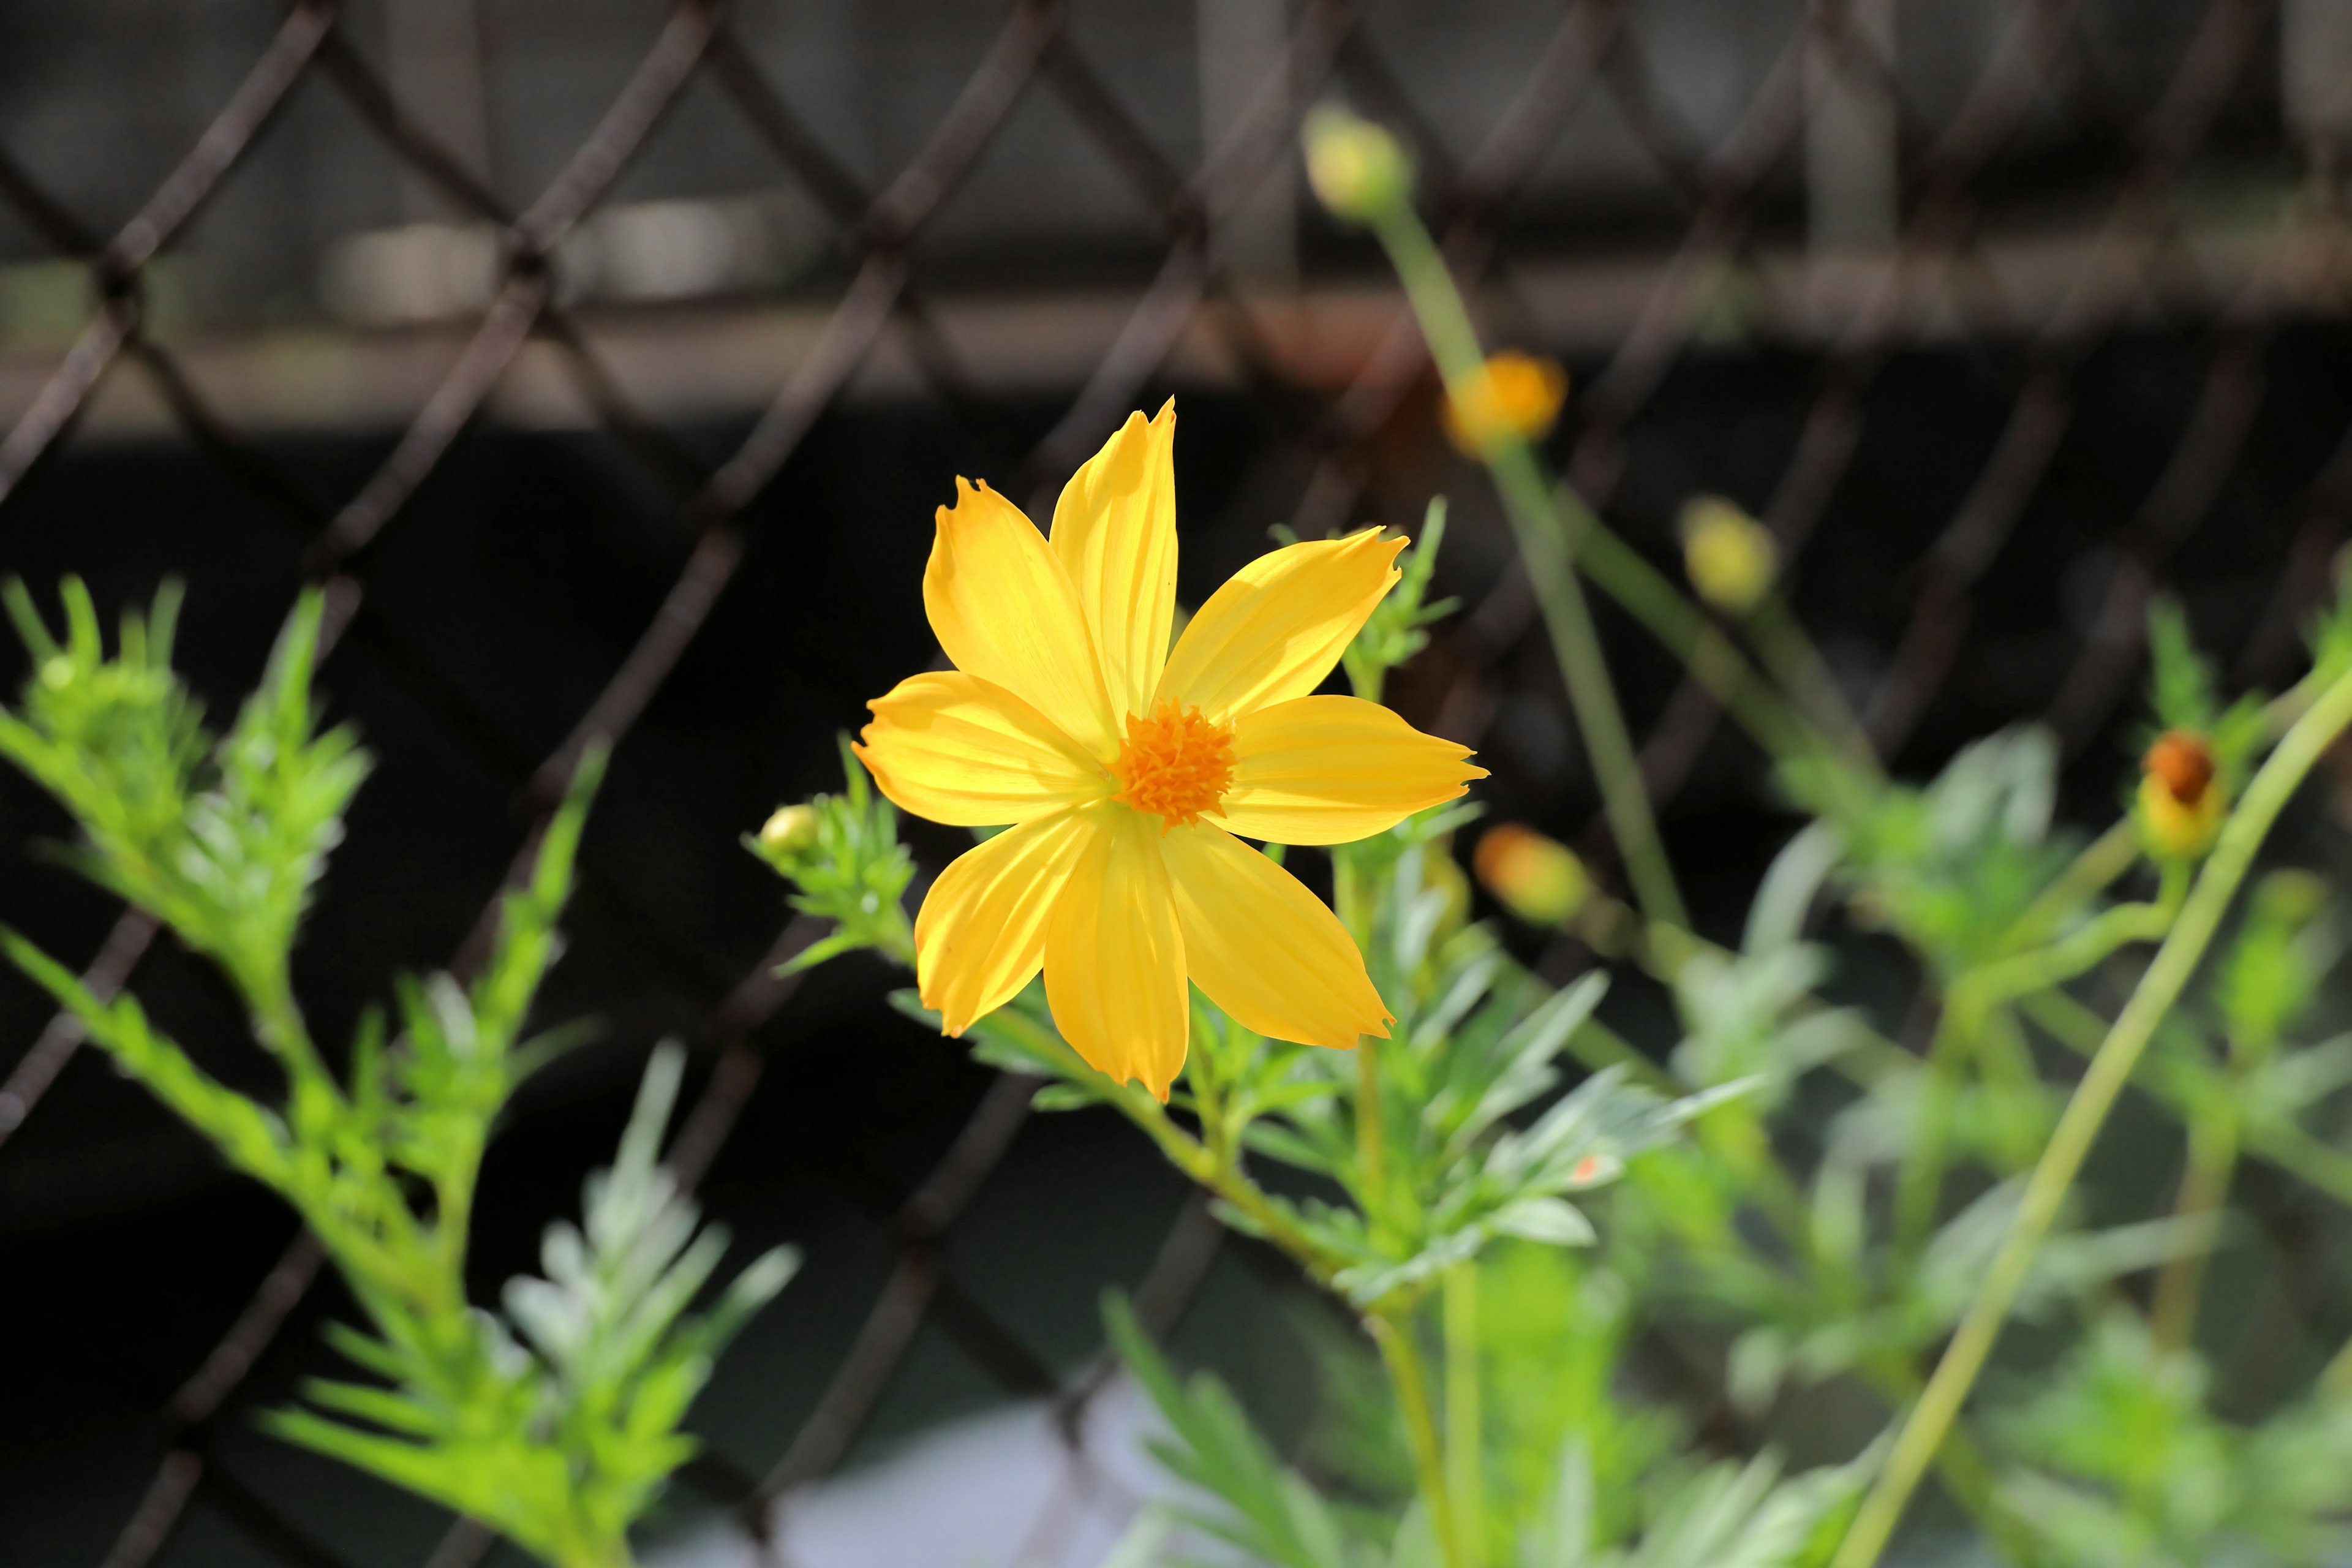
[1473,823,1588,926]
[2138,729,2224,860]
[1442,353,1569,458]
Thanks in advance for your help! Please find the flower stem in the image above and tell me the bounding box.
[1831,659,2352,1568]
[1572,522,1827,777]
[1357,1039,1392,1227]
[1998,818,2143,954]
[1443,1262,1487,1568]
[1370,1308,1465,1568]
[1894,890,2184,1256]
[1744,593,1882,778]
[1369,205,1688,934]
[972,1008,1352,1283]
[2022,986,2352,1214]
[2150,1095,2237,1353]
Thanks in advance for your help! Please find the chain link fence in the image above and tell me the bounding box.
[1,0,2347,1563]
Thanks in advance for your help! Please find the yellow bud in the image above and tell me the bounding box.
[1678,496,1777,616]
[1303,104,1411,223]
[1442,352,1569,459]
[758,802,822,857]
[1473,823,1588,927]
[2139,730,2224,861]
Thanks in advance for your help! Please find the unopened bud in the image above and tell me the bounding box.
[1679,496,1777,616]
[2139,729,2225,861]
[759,802,822,858]
[2252,867,2327,929]
[1442,352,1569,459]
[1473,823,1588,927]
[1303,104,1411,223]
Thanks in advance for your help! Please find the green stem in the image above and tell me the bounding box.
[1371,1308,1465,1568]
[1358,1039,1392,1231]
[1855,1355,2041,1567]
[243,957,345,1128]
[981,1007,1351,1283]
[1893,1001,1973,1257]
[2150,1096,2237,1353]
[2249,1120,2352,1211]
[1746,594,1882,779]
[1371,205,1689,933]
[1444,1262,1487,1568]
[1970,891,2181,1007]
[1896,891,2182,1254]
[2021,987,2352,1213]
[2321,1317,2352,1398]
[1572,524,1828,781]
[1831,660,2352,1568]
[1999,819,2144,955]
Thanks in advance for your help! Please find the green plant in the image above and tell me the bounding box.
[750,107,2352,1568]
[0,580,791,1568]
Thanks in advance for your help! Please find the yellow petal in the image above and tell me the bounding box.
[1044,804,1189,1099]
[914,807,1097,1036]
[1155,527,1404,723]
[1161,823,1392,1049]
[1210,695,1486,846]
[856,671,1112,826]
[1052,401,1178,720]
[924,477,1119,758]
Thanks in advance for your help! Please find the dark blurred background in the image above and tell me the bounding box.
[1,1,2348,1563]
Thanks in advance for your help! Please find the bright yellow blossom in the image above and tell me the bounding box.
[856,401,1485,1099]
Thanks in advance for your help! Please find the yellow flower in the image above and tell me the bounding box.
[1442,352,1568,458]
[1678,495,1777,616]
[856,401,1485,1099]
[2139,729,2225,861]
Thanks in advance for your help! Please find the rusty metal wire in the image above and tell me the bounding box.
[0,0,2345,1563]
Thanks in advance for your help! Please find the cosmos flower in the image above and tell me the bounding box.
[856,401,1484,1099]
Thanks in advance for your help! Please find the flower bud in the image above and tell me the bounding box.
[1473,823,1588,926]
[1442,352,1569,459]
[1303,104,1412,223]
[2251,867,2326,929]
[1678,496,1777,616]
[758,802,822,858]
[2138,729,2225,861]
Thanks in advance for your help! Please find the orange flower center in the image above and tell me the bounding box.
[1113,703,1237,832]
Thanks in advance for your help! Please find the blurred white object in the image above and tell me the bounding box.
[654,1378,1172,1568]
[321,222,502,325]
[320,199,808,324]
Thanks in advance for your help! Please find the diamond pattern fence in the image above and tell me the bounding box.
[1,1,2348,1564]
